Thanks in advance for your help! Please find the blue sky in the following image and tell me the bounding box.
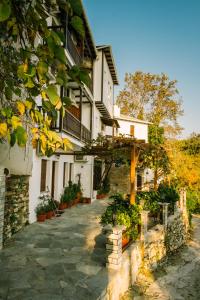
[83,0,200,137]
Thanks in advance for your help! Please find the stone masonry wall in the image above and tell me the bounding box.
[166,212,187,253]
[143,224,166,270]
[3,175,29,244]
[0,167,5,250]
[109,165,130,194]
[103,210,189,300]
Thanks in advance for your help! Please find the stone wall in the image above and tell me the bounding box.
[166,212,187,252]
[103,209,189,300]
[3,175,29,244]
[109,165,130,194]
[0,167,5,250]
[143,224,166,270]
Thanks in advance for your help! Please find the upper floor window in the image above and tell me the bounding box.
[130,125,135,137]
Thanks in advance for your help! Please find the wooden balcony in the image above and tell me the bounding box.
[62,111,91,143]
[66,29,82,65]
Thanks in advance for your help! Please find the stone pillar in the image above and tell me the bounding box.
[140,210,149,242]
[103,225,124,270]
[159,203,169,230]
[0,167,5,250]
[179,188,185,212]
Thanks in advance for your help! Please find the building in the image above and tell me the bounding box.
[0,0,150,246]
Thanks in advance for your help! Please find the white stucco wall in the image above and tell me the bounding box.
[29,150,94,223]
[117,119,148,143]
[0,143,33,176]
[102,53,114,117]
[93,50,114,117]
[93,51,102,102]
[82,103,91,130]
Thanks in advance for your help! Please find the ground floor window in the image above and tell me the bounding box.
[63,162,69,187]
[40,159,47,192]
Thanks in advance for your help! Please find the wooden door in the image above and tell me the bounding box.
[51,161,56,198]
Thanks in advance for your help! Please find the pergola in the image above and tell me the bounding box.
[57,135,148,204]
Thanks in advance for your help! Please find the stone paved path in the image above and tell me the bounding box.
[122,215,200,300]
[0,200,110,300]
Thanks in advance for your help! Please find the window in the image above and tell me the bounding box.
[63,162,69,187]
[130,125,135,137]
[40,159,47,192]
[69,163,74,182]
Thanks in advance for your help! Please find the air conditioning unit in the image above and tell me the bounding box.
[74,155,88,162]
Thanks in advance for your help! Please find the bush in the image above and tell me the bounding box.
[101,193,141,239]
[187,190,200,214]
[61,181,82,204]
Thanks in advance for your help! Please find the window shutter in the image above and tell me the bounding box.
[40,159,47,192]
[130,125,135,136]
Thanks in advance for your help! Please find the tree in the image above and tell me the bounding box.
[117,71,183,137]
[166,134,200,190]
[138,124,170,190]
[0,0,89,156]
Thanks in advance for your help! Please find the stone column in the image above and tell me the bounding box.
[0,167,5,250]
[140,210,149,242]
[159,203,169,230]
[103,225,124,270]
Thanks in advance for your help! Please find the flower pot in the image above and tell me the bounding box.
[37,214,46,222]
[59,203,66,210]
[122,236,130,248]
[46,211,53,219]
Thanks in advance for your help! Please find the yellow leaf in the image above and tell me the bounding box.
[63,138,73,150]
[11,116,22,129]
[41,91,48,100]
[32,138,38,149]
[25,100,33,110]
[17,101,25,115]
[23,63,28,73]
[0,123,7,137]
[55,99,62,110]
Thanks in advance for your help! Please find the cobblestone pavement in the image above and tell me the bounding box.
[122,215,200,300]
[0,200,110,300]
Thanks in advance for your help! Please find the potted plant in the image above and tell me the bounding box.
[45,201,54,219]
[35,203,46,222]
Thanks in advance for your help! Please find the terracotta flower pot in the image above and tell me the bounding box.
[59,203,66,210]
[46,211,53,219]
[37,214,46,222]
[122,236,130,248]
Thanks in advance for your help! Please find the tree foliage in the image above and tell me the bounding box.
[139,124,170,189]
[0,0,89,156]
[117,71,183,136]
[166,134,200,190]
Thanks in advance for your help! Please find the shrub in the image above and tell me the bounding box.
[101,193,141,239]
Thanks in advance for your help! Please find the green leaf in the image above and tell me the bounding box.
[62,96,71,107]
[70,16,85,38]
[10,132,16,147]
[37,61,48,76]
[68,0,82,16]
[55,46,66,64]
[5,86,12,100]
[45,85,60,106]
[51,31,62,46]
[0,1,11,22]
[15,126,27,147]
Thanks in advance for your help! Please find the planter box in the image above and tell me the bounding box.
[81,197,91,204]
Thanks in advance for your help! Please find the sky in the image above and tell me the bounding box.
[83,0,200,138]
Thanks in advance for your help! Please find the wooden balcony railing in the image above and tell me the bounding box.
[63,111,91,143]
[66,29,82,65]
